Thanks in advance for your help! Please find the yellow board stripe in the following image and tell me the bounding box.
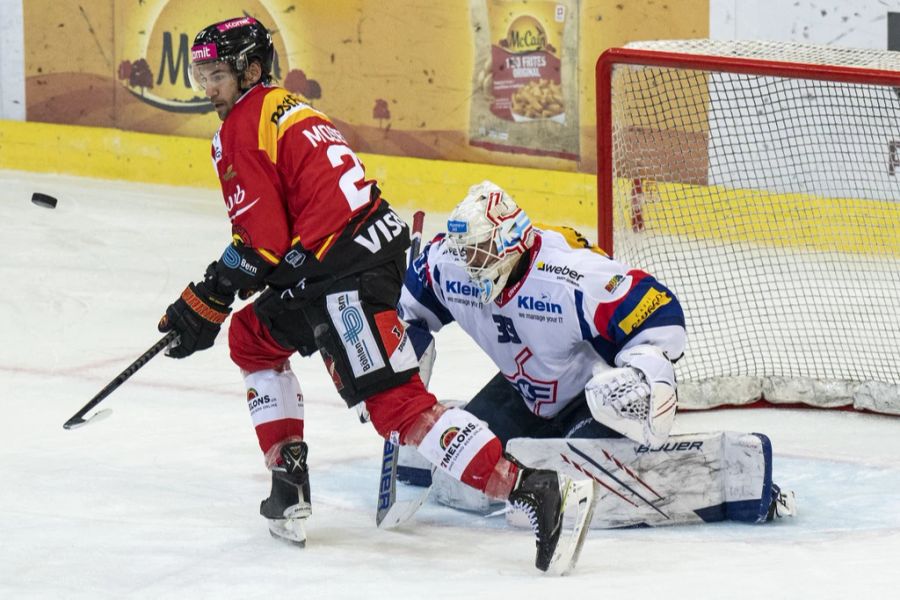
[0,120,597,232]
[617,177,900,257]
[6,121,895,259]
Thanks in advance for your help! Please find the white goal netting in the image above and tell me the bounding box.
[600,40,900,414]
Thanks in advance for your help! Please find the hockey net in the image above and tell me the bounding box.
[596,40,900,415]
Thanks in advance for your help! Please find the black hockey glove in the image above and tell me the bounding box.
[158,276,233,359]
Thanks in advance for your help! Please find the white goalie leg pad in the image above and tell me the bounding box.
[416,408,497,481]
[431,468,498,514]
[507,432,778,529]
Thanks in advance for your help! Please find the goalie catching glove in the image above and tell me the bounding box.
[584,345,678,447]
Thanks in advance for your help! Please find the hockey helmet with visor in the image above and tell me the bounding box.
[189,17,274,92]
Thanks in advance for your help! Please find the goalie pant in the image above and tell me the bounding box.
[399,431,779,528]
[228,275,519,499]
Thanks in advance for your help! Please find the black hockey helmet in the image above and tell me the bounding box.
[189,16,274,90]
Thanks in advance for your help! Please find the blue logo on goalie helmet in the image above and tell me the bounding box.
[447,219,468,234]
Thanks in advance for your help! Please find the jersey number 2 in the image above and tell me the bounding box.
[327,144,372,211]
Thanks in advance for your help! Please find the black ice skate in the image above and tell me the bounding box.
[508,466,595,574]
[260,441,312,547]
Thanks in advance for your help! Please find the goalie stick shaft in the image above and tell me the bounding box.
[376,210,425,528]
[63,331,178,430]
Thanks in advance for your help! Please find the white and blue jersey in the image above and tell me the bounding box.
[398,227,686,418]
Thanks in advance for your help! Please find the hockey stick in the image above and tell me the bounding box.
[376,210,431,529]
[63,331,178,430]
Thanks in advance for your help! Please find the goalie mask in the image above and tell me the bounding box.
[189,17,274,92]
[446,181,534,303]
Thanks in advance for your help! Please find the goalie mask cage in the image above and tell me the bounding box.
[596,40,900,415]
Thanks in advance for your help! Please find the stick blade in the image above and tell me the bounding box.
[377,478,434,530]
[63,408,112,430]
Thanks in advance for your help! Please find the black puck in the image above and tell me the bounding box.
[31,192,58,209]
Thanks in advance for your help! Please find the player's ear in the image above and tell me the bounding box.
[243,61,263,87]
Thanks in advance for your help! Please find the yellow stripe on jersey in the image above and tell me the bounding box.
[256,247,281,265]
[315,233,337,259]
[537,223,608,257]
[231,233,280,265]
[257,89,330,164]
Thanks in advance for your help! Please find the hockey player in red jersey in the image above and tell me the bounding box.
[156,17,592,572]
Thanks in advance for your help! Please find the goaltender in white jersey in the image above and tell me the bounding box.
[397,181,796,527]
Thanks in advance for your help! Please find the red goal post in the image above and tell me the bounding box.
[595,40,900,415]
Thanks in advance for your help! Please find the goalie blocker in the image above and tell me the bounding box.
[398,431,796,528]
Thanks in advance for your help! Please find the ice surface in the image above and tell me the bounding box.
[1,170,898,599]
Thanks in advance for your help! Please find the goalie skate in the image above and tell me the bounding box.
[767,484,797,520]
[508,468,595,575]
[260,441,312,547]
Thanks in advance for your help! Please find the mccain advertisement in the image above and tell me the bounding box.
[23,0,708,173]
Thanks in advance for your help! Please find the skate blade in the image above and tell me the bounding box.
[267,518,307,547]
[267,505,310,547]
[545,479,596,576]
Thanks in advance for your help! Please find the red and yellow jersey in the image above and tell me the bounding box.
[210,83,378,267]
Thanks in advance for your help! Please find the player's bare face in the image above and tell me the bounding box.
[195,63,240,120]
